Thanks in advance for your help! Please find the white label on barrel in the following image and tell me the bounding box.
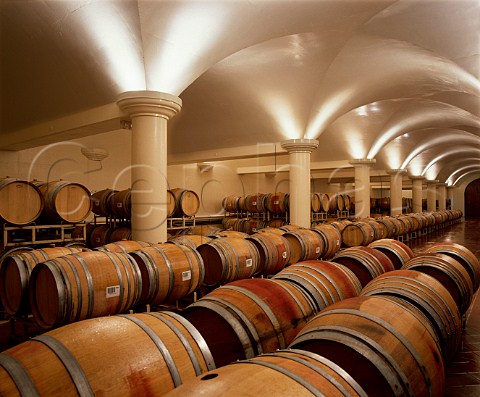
[117,203,123,207]
[316,247,321,253]
[96,237,101,242]
[182,270,191,281]
[274,200,279,204]
[106,285,120,298]
[252,228,257,232]
[252,201,257,205]
[337,240,340,246]
[282,251,287,259]
[246,258,253,267]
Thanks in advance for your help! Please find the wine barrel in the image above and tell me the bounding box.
[36,180,92,224]
[318,193,330,212]
[289,296,445,397]
[424,242,480,293]
[361,269,462,363]
[170,188,200,217]
[0,311,215,396]
[242,218,266,235]
[197,238,260,286]
[169,234,213,250]
[331,246,395,287]
[328,193,345,213]
[129,243,204,306]
[402,253,474,315]
[273,260,362,313]
[222,195,241,212]
[213,230,249,239]
[244,193,267,213]
[163,349,367,397]
[375,217,400,238]
[29,251,142,328]
[110,188,131,218]
[91,188,116,217]
[0,177,44,225]
[246,232,291,275]
[109,226,132,242]
[265,192,288,214]
[0,246,84,315]
[312,224,341,259]
[282,229,325,264]
[311,192,321,213]
[366,219,387,240]
[182,278,315,367]
[89,224,112,248]
[341,221,375,247]
[96,240,151,253]
[343,194,352,212]
[368,238,415,269]
[188,224,222,236]
[329,219,352,234]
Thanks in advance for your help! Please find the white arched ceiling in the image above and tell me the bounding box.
[1,0,479,184]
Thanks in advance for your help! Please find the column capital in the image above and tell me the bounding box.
[349,158,376,167]
[426,179,440,185]
[409,175,425,181]
[281,139,319,153]
[117,90,182,120]
[436,182,447,187]
[386,168,407,176]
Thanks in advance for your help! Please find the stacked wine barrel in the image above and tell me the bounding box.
[1,233,478,397]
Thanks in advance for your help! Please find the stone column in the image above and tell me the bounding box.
[427,180,439,212]
[410,176,425,213]
[117,91,182,243]
[281,139,319,228]
[349,159,376,219]
[447,186,455,209]
[437,183,447,210]
[386,169,406,216]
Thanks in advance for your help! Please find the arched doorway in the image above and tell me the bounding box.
[465,178,480,217]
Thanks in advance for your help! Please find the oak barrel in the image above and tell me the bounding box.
[91,188,117,217]
[282,229,325,264]
[246,232,292,275]
[290,296,445,397]
[341,221,375,247]
[129,243,204,306]
[0,246,84,315]
[0,177,44,225]
[368,238,415,269]
[29,250,142,328]
[182,278,315,367]
[96,240,151,253]
[110,188,131,218]
[311,223,342,259]
[170,188,200,217]
[0,311,215,396]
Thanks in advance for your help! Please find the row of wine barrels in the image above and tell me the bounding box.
[0,311,215,396]
[0,177,44,225]
[91,188,199,218]
[164,348,368,397]
[88,224,133,247]
[0,246,86,316]
[289,296,445,397]
[361,269,462,363]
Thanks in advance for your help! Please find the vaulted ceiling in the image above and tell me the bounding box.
[1,0,479,186]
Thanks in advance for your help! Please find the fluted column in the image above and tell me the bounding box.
[410,175,425,213]
[427,180,439,212]
[386,169,406,216]
[281,139,319,228]
[117,91,182,243]
[349,159,376,219]
[437,183,447,210]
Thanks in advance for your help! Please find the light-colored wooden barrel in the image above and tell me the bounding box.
[162,348,367,397]
[424,242,480,293]
[29,251,142,328]
[222,195,241,212]
[169,234,213,250]
[332,246,395,287]
[402,253,474,315]
[0,246,84,315]
[343,194,352,211]
[91,188,117,217]
[327,193,345,212]
[0,178,44,225]
[311,224,342,259]
[213,230,249,239]
[170,188,200,217]
[361,269,462,363]
[166,189,176,217]
[273,260,362,313]
[37,180,92,223]
[368,238,415,269]
[318,193,330,212]
[0,311,215,396]
[246,232,291,275]
[341,221,376,247]
[183,278,315,368]
[96,240,152,253]
[311,192,321,213]
[129,243,204,306]
[282,229,325,264]
[110,188,131,218]
[197,237,259,286]
[188,224,223,236]
[290,296,445,397]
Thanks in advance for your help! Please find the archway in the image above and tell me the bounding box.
[465,178,480,217]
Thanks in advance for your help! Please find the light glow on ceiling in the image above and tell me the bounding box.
[147,2,230,94]
[82,2,146,91]
[345,129,367,159]
[451,169,480,186]
[447,164,480,185]
[259,93,303,139]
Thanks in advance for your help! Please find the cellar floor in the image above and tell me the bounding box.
[408,217,480,397]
